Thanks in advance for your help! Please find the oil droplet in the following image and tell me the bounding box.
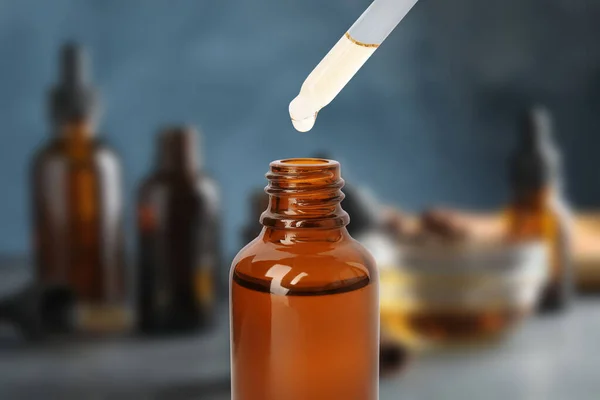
[291,114,317,132]
[289,95,319,133]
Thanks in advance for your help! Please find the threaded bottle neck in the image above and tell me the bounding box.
[260,158,350,230]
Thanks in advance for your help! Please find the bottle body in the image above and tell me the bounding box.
[137,173,217,333]
[31,123,128,334]
[198,174,223,295]
[230,159,379,400]
[231,229,379,400]
[505,189,572,312]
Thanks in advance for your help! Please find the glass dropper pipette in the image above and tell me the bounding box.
[289,0,420,132]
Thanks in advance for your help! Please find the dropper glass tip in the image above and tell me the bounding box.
[291,115,317,132]
[289,95,318,132]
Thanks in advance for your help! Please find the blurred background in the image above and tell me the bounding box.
[0,0,600,399]
[1,0,598,258]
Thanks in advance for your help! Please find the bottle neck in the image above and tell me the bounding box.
[511,185,554,210]
[262,225,349,244]
[157,129,199,176]
[260,159,350,231]
[55,119,96,141]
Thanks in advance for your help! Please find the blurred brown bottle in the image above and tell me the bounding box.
[312,152,384,238]
[137,127,221,334]
[30,43,129,334]
[505,106,573,313]
[231,159,379,400]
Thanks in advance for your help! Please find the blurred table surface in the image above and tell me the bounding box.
[1,258,600,399]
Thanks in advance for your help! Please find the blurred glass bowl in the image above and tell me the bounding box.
[376,239,547,350]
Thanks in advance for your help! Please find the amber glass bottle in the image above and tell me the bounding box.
[31,43,128,334]
[230,159,379,400]
[505,107,572,313]
[137,127,220,333]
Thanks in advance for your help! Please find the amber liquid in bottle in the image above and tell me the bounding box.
[31,44,127,334]
[137,127,220,333]
[230,159,379,400]
[505,188,572,312]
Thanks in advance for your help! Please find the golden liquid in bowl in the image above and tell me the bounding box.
[381,305,528,349]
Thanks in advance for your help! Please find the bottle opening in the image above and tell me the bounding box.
[277,158,334,166]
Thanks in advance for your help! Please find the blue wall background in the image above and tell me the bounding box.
[0,0,599,258]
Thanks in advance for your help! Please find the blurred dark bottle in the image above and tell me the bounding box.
[30,43,129,334]
[505,106,573,313]
[312,152,383,237]
[137,127,220,334]
[241,188,270,245]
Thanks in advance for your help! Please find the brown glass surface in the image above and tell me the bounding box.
[230,159,379,400]
[31,120,126,330]
[505,188,572,312]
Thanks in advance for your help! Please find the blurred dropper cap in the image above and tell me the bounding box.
[0,284,75,340]
[380,337,411,377]
[49,42,99,124]
[157,126,201,173]
[510,105,562,191]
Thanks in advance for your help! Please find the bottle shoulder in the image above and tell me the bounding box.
[231,232,377,292]
[505,199,572,242]
[138,172,219,205]
[505,195,571,221]
[31,136,120,163]
[197,173,220,203]
[93,138,121,157]
[30,137,123,189]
